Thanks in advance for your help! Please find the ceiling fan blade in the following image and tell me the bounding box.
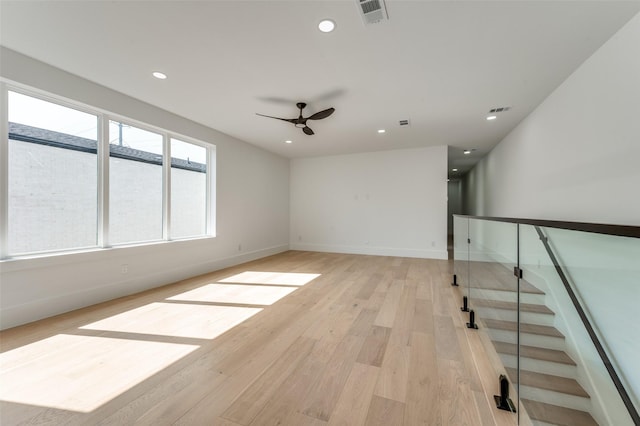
[256,113,297,124]
[307,107,335,120]
[258,103,332,135]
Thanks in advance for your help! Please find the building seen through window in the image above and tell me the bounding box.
[4,90,213,257]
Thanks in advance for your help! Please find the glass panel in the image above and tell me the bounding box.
[452,217,639,424]
[170,138,207,239]
[7,91,98,254]
[520,225,638,425]
[467,219,521,421]
[502,224,564,425]
[109,121,163,245]
[453,215,469,290]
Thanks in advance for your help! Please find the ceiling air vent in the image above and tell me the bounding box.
[357,0,389,25]
[399,119,410,126]
[488,106,511,113]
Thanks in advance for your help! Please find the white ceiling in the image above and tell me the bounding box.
[1,1,639,177]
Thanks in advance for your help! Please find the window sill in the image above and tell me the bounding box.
[0,235,216,273]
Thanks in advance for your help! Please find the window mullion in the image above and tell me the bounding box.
[0,83,9,258]
[163,134,171,240]
[97,114,110,248]
[207,148,216,236]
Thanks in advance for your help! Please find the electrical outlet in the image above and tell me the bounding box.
[238,244,242,251]
[121,264,128,274]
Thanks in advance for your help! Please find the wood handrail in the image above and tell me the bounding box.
[453,215,640,238]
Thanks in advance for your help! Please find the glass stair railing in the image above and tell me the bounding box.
[453,216,640,426]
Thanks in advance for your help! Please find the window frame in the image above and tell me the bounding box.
[0,81,216,260]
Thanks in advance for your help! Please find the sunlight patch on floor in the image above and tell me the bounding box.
[219,271,321,286]
[80,302,262,339]
[168,283,297,305]
[0,334,197,412]
[0,270,320,415]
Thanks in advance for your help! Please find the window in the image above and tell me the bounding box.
[170,138,207,239]
[7,91,98,254]
[1,86,215,258]
[109,121,163,245]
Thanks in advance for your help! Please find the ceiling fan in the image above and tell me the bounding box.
[256,102,335,135]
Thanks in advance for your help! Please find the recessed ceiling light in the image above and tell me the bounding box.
[463,150,471,155]
[285,140,292,144]
[377,129,386,134]
[452,168,458,172]
[486,115,497,121]
[152,71,167,79]
[318,19,336,33]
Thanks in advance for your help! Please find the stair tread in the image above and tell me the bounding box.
[482,318,564,337]
[521,398,598,426]
[493,341,576,365]
[468,281,544,295]
[467,261,546,294]
[472,299,554,314]
[505,367,590,397]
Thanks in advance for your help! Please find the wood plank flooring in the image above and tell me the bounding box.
[0,251,517,425]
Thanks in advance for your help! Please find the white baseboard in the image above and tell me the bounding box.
[289,242,447,260]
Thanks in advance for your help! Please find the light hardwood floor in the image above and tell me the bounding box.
[0,251,518,425]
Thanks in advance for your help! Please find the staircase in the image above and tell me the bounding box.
[467,261,598,426]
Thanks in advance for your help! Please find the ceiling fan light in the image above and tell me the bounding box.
[152,71,167,79]
[486,115,497,121]
[318,19,336,33]
[377,129,386,133]
[285,140,292,144]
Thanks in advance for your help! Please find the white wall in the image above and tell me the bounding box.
[290,146,448,259]
[447,180,462,235]
[463,12,640,226]
[0,48,290,330]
